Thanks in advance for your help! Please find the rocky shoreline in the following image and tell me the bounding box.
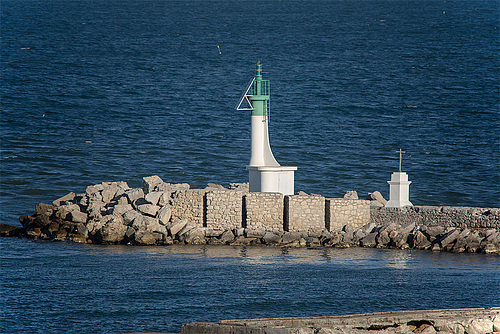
[2,177,499,254]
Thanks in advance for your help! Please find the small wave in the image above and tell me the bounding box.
[21,188,51,195]
[1,180,29,185]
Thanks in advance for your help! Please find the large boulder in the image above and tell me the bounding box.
[157,205,171,225]
[86,184,104,203]
[53,203,81,220]
[353,229,367,243]
[0,224,24,237]
[125,188,144,204]
[262,232,281,244]
[136,203,160,217]
[157,192,171,207]
[131,215,163,234]
[366,191,387,206]
[123,210,142,225]
[465,319,494,334]
[145,191,164,206]
[246,229,266,238]
[35,203,54,215]
[98,215,127,244]
[69,210,88,224]
[360,232,378,248]
[410,230,431,250]
[481,231,500,254]
[143,175,164,194]
[439,229,460,249]
[134,230,157,245]
[219,230,235,244]
[168,219,188,237]
[52,192,75,207]
[323,233,341,246]
[343,190,358,200]
[422,226,446,242]
[179,227,206,244]
[464,231,482,253]
[451,229,471,253]
[101,184,118,204]
[282,231,302,244]
[111,203,134,216]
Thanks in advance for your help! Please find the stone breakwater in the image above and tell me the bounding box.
[2,175,499,254]
[179,307,500,334]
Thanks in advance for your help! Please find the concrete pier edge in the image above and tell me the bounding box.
[179,307,500,334]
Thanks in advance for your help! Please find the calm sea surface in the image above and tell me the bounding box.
[1,238,499,334]
[1,0,499,333]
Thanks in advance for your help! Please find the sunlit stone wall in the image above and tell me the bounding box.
[284,194,325,232]
[170,189,207,227]
[244,192,284,232]
[326,198,370,232]
[205,190,244,230]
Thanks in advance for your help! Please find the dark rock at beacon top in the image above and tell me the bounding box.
[3,175,500,254]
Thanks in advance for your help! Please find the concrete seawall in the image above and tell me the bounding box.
[2,175,499,253]
[179,307,500,334]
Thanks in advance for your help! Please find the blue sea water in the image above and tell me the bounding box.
[1,0,499,226]
[1,0,499,333]
[1,238,499,334]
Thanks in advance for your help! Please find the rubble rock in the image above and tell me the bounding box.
[69,210,88,224]
[219,230,235,244]
[180,227,206,244]
[262,232,281,244]
[282,231,302,244]
[168,219,188,237]
[343,190,358,200]
[143,175,164,194]
[0,224,24,237]
[136,203,160,217]
[125,188,144,204]
[52,192,76,207]
[360,232,378,248]
[439,229,460,248]
[98,215,127,244]
[134,230,157,245]
[157,205,172,225]
[366,191,387,205]
[145,191,163,206]
[35,203,54,215]
[245,229,266,238]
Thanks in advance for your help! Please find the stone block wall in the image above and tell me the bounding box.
[244,192,284,232]
[326,198,370,232]
[371,206,500,229]
[284,195,325,232]
[170,189,207,226]
[205,190,244,230]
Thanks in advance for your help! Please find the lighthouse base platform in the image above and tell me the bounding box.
[247,166,297,195]
[385,172,413,208]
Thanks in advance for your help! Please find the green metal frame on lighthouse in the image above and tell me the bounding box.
[235,60,271,122]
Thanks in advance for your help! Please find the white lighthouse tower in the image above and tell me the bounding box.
[235,61,297,195]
